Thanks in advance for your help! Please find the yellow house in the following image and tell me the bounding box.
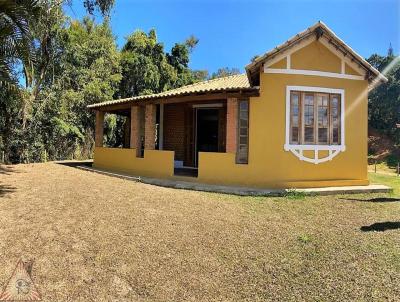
[88,21,387,189]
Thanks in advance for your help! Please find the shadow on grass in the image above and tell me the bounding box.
[0,165,18,175]
[56,161,93,168]
[0,184,16,197]
[0,165,18,197]
[340,197,400,202]
[361,222,400,232]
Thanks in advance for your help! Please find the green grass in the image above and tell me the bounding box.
[284,189,309,200]
[368,162,398,175]
[297,234,312,244]
[369,172,400,196]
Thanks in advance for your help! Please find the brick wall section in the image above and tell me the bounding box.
[226,98,238,153]
[163,103,185,161]
[95,111,104,147]
[130,106,139,149]
[144,104,156,150]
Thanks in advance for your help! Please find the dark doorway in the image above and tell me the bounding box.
[195,108,219,166]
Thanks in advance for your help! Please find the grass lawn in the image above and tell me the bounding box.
[369,172,400,196]
[368,162,399,176]
[0,162,399,301]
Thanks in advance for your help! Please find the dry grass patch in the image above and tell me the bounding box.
[0,162,399,301]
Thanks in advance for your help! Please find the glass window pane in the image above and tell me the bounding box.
[240,101,248,110]
[318,128,328,143]
[304,127,314,143]
[303,93,315,144]
[291,127,299,144]
[332,128,339,144]
[330,95,341,144]
[304,97,314,126]
[240,128,247,136]
[237,100,249,164]
[240,119,248,128]
[290,93,300,143]
[239,136,247,145]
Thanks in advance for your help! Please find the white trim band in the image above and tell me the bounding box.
[265,68,364,80]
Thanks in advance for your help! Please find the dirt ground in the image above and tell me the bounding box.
[0,162,399,301]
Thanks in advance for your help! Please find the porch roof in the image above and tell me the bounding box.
[87,74,258,109]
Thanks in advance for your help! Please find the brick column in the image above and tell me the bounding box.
[130,106,140,149]
[95,111,104,147]
[144,104,156,150]
[226,98,238,153]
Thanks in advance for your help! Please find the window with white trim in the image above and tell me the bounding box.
[289,91,341,145]
[284,86,345,164]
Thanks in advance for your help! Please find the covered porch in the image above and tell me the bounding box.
[89,75,259,180]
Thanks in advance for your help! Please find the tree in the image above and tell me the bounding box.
[388,43,394,57]
[367,48,400,145]
[185,35,199,52]
[0,2,204,163]
[0,0,40,88]
[119,29,199,98]
[0,0,114,89]
[191,70,209,82]
[210,67,241,79]
[82,0,115,15]
[40,17,121,159]
[1,16,122,163]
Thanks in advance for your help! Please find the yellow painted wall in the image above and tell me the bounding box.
[93,39,370,189]
[93,148,174,178]
[345,63,362,76]
[269,57,287,69]
[197,72,369,188]
[291,40,342,73]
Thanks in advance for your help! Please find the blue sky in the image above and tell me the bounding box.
[65,0,400,74]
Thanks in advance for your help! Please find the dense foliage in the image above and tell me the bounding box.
[0,1,203,163]
[367,49,400,146]
[118,29,198,98]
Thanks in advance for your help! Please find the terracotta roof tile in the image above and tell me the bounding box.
[88,74,255,109]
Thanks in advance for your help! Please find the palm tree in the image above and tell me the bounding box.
[0,0,40,88]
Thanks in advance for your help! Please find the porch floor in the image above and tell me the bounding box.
[74,163,392,196]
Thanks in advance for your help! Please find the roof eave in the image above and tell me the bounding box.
[87,87,260,110]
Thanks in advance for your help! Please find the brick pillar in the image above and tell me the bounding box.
[144,104,156,150]
[226,98,238,153]
[130,106,140,149]
[95,111,104,147]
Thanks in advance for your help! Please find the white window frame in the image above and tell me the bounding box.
[284,86,345,164]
